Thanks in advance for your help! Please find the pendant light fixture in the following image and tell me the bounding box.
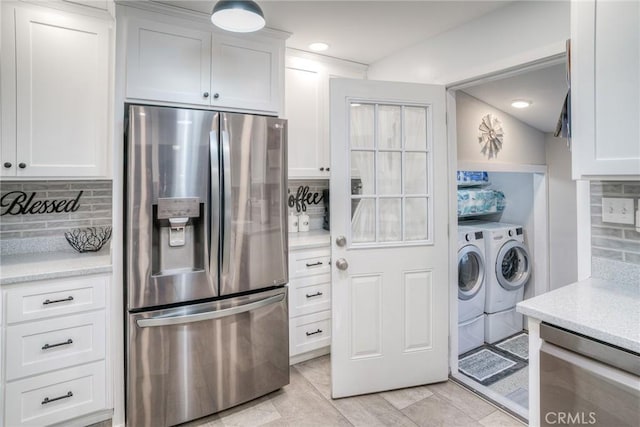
[211,0,266,33]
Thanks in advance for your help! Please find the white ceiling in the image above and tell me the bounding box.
[150,1,566,133]
[153,0,510,64]
[462,63,568,133]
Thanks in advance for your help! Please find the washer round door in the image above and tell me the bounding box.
[458,245,485,300]
[496,240,531,291]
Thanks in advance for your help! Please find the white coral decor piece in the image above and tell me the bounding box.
[478,113,504,158]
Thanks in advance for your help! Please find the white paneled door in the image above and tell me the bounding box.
[330,79,449,398]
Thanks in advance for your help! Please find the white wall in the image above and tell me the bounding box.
[545,134,578,289]
[456,91,546,166]
[368,0,569,85]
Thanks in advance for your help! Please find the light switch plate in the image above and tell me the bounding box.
[602,197,635,224]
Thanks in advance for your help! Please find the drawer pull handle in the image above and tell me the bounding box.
[42,339,73,350]
[306,291,323,298]
[306,329,323,336]
[43,296,74,305]
[42,391,73,405]
[305,262,323,267]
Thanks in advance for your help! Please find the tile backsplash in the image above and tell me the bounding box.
[0,180,112,241]
[590,180,640,284]
[288,180,328,231]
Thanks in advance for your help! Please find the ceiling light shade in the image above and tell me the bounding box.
[211,0,265,33]
[511,99,532,109]
[309,42,329,52]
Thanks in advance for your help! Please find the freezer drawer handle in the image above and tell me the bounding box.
[136,292,286,328]
[306,329,323,336]
[305,262,323,267]
[43,296,74,305]
[306,292,323,298]
[42,339,73,350]
[42,391,73,405]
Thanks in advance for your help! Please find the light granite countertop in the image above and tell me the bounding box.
[0,251,112,285]
[289,229,330,250]
[517,278,640,353]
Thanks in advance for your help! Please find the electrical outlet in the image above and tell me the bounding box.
[602,197,635,225]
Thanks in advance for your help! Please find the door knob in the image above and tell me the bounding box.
[335,258,349,271]
[335,235,346,247]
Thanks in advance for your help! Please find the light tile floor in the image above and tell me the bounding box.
[183,356,525,427]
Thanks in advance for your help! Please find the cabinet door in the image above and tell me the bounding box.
[285,64,328,178]
[211,34,282,114]
[125,16,211,105]
[14,7,110,177]
[571,0,640,178]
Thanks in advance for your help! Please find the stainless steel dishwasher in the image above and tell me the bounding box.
[539,323,640,427]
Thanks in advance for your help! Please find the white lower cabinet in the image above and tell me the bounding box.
[288,245,332,363]
[2,275,110,426]
[5,361,106,427]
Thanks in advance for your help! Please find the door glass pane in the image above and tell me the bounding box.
[350,104,374,149]
[502,247,528,282]
[405,198,428,240]
[404,152,427,194]
[377,152,401,195]
[459,253,480,292]
[379,198,401,242]
[404,107,427,150]
[378,105,402,149]
[352,198,375,243]
[351,151,375,195]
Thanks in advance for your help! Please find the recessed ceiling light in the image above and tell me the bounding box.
[511,99,532,109]
[309,42,329,52]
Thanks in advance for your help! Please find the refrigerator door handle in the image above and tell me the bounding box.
[136,292,286,328]
[221,123,232,286]
[209,130,220,276]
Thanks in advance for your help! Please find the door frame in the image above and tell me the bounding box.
[444,52,584,421]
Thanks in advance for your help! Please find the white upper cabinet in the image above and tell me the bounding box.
[122,7,286,115]
[211,34,282,113]
[125,17,212,105]
[285,52,367,179]
[1,3,112,178]
[571,0,640,179]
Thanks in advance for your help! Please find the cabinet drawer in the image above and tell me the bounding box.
[6,311,106,381]
[289,274,331,317]
[5,361,106,427]
[290,310,331,356]
[290,248,331,278]
[6,276,107,324]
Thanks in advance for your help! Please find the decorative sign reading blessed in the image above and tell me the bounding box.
[288,186,324,212]
[0,191,83,216]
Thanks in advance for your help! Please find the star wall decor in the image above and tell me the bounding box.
[478,113,504,159]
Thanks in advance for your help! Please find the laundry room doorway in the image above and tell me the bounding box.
[445,53,579,422]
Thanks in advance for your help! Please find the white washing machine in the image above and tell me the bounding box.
[457,225,487,354]
[476,222,532,343]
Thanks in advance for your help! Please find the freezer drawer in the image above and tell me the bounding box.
[126,288,289,427]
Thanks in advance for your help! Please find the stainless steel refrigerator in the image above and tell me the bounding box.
[125,105,289,427]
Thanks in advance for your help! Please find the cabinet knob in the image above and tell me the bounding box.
[18,162,26,169]
[3,162,11,168]
[213,93,220,99]
[203,92,209,98]
[319,167,325,171]
[326,167,330,171]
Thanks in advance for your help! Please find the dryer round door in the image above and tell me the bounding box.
[496,240,531,291]
[458,245,485,300]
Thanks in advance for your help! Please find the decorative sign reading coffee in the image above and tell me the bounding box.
[288,186,324,212]
[0,191,83,216]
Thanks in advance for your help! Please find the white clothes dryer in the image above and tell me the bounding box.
[457,225,487,322]
[457,225,487,355]
[473,222,531,343]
